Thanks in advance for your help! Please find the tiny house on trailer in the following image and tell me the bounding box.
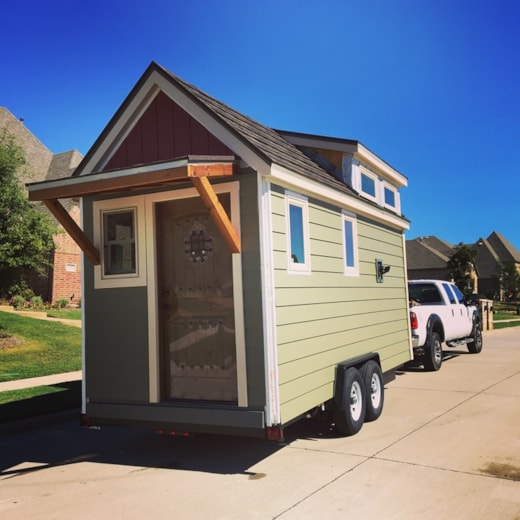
[28,62,412,440]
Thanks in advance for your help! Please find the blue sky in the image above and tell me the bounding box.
[2,0,519,248]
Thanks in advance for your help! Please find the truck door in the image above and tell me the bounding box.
[441,283,467,339]
[449,283,473,337]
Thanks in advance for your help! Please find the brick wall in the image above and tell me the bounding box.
[51,204,82,305]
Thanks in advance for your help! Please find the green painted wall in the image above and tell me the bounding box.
[83,197,150,403]
[82,173,267,412]
[270,184,410,423]
[237,172,266,408]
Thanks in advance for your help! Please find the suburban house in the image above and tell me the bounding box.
[406,231,520,299]
[27,62,412,438]
[0,107,82,305]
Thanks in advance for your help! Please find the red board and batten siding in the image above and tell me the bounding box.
[104,91,233,171]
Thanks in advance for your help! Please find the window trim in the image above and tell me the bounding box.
[382,180,399,212]
[342,211,360,276]
[285,191,311,274]
[359,168,378,203]
[93,195,146,289]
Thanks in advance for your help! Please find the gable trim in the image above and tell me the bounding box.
[74,66,271,177]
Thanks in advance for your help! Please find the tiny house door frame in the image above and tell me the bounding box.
[144,181,247,406]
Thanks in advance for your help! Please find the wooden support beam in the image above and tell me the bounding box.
[43,199,101,265]
[187,163,234,178]
[190,175,241,254]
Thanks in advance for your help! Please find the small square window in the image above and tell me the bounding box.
[361,171,376,198]
[343,212,359,276]
[384,186,396,207]
[286,192,310,273]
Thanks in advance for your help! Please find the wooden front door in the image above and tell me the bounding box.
[156,194,237,402]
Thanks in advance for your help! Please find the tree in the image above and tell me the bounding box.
[0,128,56,297]
[447,243,477,296]
[499,262,520,302]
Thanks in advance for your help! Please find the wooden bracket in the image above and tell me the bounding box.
[190,175,241,254]
[44,199,101,265]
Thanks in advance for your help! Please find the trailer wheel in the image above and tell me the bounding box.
[467,320,483,354]
[360,360,384,422]
[333,367,366,436]
[424,331,442,371]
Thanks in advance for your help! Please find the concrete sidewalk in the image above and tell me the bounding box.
[0,371,82,392]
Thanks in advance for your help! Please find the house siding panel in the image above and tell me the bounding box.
[269,183,410,423]
[104,91,233,171]
[82,198,150,404]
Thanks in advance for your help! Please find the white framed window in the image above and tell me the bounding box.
[382,181,399,212]
[93,195,146,288]
[342,211,359,276]
[286,191,311,273]
[360,168,378,202]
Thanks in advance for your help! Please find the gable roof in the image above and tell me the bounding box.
[406,232,520,278]
[73,62,408,218]
[485,231,520,263]
[73,62,358,196]
[406,237,452,269]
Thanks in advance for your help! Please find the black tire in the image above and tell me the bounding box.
[467,319,483,354]
[333,367,366,436]
[360,360,384,422]
[424,331,442,371]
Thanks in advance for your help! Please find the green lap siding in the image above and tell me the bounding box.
[270,184,410,423]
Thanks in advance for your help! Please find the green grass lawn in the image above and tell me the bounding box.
[46,309,82,320]
[0,311,81,382]
[493,311,520,321]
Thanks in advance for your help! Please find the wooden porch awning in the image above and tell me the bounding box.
[27,156,240,265]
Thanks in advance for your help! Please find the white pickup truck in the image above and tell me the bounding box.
[408,279,483,370]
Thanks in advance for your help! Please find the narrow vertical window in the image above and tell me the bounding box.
[93,196,146,289]
[102,209,137,276]
[343,212,359,276]
[286,192,310,273]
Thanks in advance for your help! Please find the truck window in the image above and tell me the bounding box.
[442,283,457,304]
[450,284,466,304]
[409,283,442,304]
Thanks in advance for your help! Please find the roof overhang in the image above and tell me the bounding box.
[27,156,240,265]
[276,130,408,188]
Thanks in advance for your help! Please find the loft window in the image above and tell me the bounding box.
[361,171,377,199]
[286,192,310,273]
[342,211,359,276]
[384,186,396,207]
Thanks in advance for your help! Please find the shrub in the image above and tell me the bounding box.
[30,295,44,309]
[53,297,69,309]
[10,295,25,309]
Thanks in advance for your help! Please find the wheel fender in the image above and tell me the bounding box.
[333,354,379,410]
[426,314,444,342]
[472,311,481,330]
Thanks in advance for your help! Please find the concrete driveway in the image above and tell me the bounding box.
[1,328,519,519]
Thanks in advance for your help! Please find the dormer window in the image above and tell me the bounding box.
[360,169,377,201]
[383,183,397,209]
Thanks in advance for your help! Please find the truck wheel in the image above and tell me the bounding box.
[333,367,366,436]
[424,331,442,371]
[467,321,483,354]
[360,360,384,422]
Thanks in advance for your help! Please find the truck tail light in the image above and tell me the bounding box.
[410,311,418,330]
